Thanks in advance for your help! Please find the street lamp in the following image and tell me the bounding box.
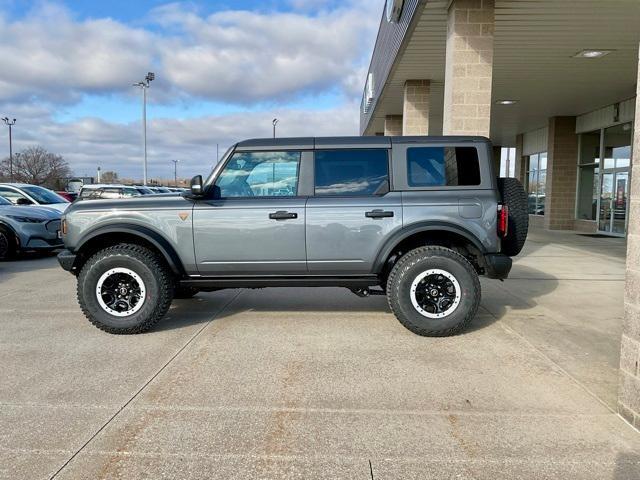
[133,72,155,185]
[171,159,179,187]
[272,118,278,138]
[2,117,16,182]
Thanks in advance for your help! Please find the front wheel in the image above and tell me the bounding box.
[0,226,17,260]
[387,246,481,337]
[77,244,174,334]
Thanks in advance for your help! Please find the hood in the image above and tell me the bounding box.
[43,202,70,213]
[0,204,62,221]
[68,192,192,214]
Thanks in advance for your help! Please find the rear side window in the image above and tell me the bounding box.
[407,147,481,187]
[314,149,389,196]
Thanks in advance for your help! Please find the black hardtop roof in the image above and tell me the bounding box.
[234,136,490,151]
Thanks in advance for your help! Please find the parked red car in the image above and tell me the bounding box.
[56,191,77,202]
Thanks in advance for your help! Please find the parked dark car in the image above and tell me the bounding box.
[0,195,63,259]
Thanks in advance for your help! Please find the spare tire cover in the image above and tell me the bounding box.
[497,177,529,256]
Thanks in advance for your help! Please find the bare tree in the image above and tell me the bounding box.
[0,146,71,188]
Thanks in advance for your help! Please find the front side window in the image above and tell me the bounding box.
[406,147,481,187]
[0,187,29,204]
[314,149,389,196]
[215,151,300,198]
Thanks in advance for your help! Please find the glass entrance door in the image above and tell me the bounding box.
[598,169,628,234]
[596,123,631,236]
[598,171,614,233]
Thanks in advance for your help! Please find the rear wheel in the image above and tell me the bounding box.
[77,244,174,334]
[387,246,481,337]
[0,226,16,260]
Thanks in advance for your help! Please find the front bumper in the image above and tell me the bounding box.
[18,220,63,250]
[57,249,77,272]
[483,253,512,279]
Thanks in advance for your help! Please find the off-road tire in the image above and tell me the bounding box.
[497,177,528,256]
[77,243,174,334]
[0,226,16,260]
[387,246,481,337]
[174,286,200,299]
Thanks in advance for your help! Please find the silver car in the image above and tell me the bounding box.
[0,183,70,213]
[0,195,63,259]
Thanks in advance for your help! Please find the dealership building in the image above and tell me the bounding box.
[361,0,640,425]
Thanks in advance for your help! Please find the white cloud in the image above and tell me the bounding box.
[0,6,154,102]
[0,1,380,104]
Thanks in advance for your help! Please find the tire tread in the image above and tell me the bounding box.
[77,243,173,334]
[387,246,481,337]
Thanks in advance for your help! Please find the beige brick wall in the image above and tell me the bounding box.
[384,115,403,136]
[442,0,494,137]
[619,50,640,429]
[544,116,579,230]
[403,80,430,135]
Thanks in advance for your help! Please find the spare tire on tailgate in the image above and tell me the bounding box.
[497,177,528,256]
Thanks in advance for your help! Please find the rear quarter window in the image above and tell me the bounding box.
[314,149,389,196]
[407,147,481,187]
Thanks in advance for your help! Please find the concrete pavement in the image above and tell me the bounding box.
[1,228,639,479]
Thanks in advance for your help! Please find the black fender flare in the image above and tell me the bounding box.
[372,221,487,274]
[74,223,185,275]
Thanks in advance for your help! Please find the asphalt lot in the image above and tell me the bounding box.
[1,228,640,479]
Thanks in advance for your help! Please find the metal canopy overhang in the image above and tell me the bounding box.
[362,0,640,146]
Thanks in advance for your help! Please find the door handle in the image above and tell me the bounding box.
[365,209,394,219]
[269,210,298,220]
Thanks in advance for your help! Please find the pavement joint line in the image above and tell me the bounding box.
[47,289,243,480]
[492,318,621,419]
[25,449,640,465]
[101,404,615,417]
[0,402,116,410]
[477,284,629,418]
[0,447,74,455]
[541,244,627,262]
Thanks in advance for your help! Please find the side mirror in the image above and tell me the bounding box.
[190,175,204,196]
[16,197,33,205]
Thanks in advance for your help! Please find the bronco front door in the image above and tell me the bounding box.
[193,150,307,275]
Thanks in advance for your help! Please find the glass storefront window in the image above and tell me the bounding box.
[525,152,546,215]
[576,130,601,220]
[576,123,631,235]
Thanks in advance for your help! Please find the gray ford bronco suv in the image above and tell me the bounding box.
[58,136,528,336]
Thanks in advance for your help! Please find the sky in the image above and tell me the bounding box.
[0,0,382,180]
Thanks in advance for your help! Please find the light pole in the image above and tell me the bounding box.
[133,72,155,185]
[272,118,278,138]
[172,160,178,187]
[2,117,16,182]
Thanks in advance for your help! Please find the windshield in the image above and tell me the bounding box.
[0,196,11,206]
[22,185,69,204]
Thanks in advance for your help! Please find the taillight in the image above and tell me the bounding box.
[498,204,509,238]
